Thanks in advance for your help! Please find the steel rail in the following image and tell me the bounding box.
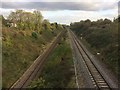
[70,30,111,90]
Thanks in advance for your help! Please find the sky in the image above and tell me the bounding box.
[1,0,119,25]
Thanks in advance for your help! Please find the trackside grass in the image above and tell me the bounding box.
[29,33,76,88]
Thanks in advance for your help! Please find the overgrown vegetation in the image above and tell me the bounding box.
[70,17,119,75]
[29,34,76,88]
[2,10,64,88]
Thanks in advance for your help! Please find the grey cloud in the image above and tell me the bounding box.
[118,1,120,15]
[1,2,117,11]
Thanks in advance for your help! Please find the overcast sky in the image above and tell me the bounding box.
[1,0,119,25]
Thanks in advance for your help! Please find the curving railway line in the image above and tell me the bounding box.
[69,30,112,90]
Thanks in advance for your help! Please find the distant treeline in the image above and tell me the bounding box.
[1,10,63,33]
[70,17,119,74]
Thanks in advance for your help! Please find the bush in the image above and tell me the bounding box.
[31,31,38,39]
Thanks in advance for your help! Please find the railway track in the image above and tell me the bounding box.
[9,31,65,89]
[70,30,112,90]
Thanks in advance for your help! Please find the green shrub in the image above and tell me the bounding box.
[31,31,38,39]
[29,77,46,88]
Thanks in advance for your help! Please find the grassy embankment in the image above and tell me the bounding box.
[29,32,76,88]
[2,26,61,88]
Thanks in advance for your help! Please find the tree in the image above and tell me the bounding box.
[33,10,43,33]
[8,10,24,29]
[7,10,43,31]
[103,18,112,24]
[42,19,51,30]
[0,15,9,27]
